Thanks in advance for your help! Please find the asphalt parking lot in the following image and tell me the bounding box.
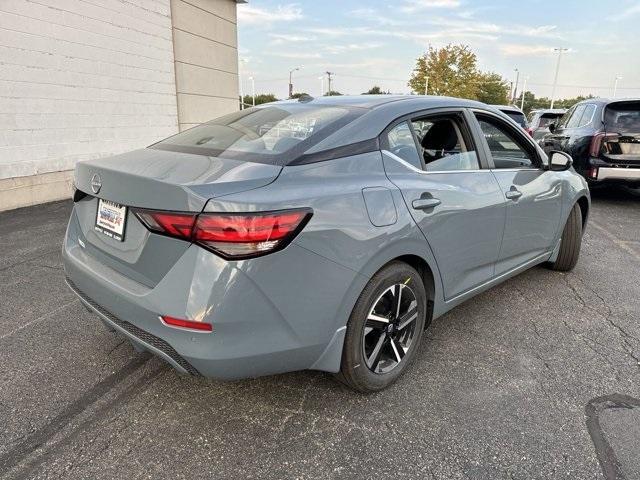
[1,188,639,480]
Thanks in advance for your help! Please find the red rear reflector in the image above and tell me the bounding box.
[161,315,212,332]
[589,167,599,179]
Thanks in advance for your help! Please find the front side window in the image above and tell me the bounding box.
[151,104,363,165]
[476,115,537,169]
[566,105,587,129]
[411,117,479,172]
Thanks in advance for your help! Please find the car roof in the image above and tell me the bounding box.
[489,104,524,114]
[573,97,640,107]
[274,94,488,110]
[531,109,566,114]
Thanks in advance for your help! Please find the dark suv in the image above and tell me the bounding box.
[542,98,640,186]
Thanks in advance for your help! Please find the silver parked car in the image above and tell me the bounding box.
[528,108,567,140]
[64,95,590,392]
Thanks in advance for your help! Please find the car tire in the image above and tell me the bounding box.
[337,261,427,393]
[548,203,583,272]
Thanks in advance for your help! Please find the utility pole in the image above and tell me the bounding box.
[520,76,528,111]
[512,68,520,104]
[288,67,300,99]
[326,71,334,95]
[248,76,255,107]
[550,48,568,109]
[613,75,622,98]
[424,76,429,95]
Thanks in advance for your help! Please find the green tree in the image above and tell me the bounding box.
[408,44,478,98]
[241,93,278,107]
[475,72,510,105]
[290,92,309,99]
[363,86,385,95]
[326,90,342,96]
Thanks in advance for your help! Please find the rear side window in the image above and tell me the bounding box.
[151,104,364,165]
[386,122,422,169]
[412,118,479,171]
[605,102,640,132]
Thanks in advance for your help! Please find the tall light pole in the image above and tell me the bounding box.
[318,76,324,96]
[550,47,568,109]
[238,58,248,109]
[424,76,429,95]
[512,68,520,104]
[248,76,255,106]
[613,75,622,98]
[520,76,528,111]
[326,71,334,95]
[288,67,300,98]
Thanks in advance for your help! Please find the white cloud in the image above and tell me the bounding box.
[401,0,461,13]
[268,33,316,45]
[608,2,640,21]
[500,45,555,57]
[238,4,303,25]
[323,43,383,54]
[267,51,323,59]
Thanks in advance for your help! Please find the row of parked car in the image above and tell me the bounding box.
[493,99,640,188]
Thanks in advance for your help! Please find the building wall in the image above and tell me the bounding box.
[170,0,239,131]
[0,0,240,211]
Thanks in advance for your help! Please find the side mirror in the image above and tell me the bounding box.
[549,151,573,171]
[548,123,556,133]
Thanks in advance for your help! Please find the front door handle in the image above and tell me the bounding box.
[412,198,441,210]
[505,187,523,200]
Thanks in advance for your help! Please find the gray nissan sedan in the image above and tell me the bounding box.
[64,95,590,392]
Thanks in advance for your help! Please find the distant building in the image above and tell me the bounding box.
[0,0,243,211]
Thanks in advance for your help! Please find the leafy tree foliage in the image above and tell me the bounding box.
[519,92,595,115]
[363,86,390,95]
[326,90,342,96]
[290,92,309,99]
[409,44,509,103]
[241,93,278,107]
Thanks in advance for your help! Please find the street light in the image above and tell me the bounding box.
[288,67,300,98]
[248,76,255,107]
[238,58,248,110]
[520,76,529,111]
[550,48,569,109]
[512,68,520,104]
[613,75,623,98]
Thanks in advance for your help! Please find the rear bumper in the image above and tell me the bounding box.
[597,167,640,181]
[63,206,360,380]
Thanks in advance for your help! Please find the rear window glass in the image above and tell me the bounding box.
[151,104,364,165]
[538,113,564,127]
[504,111,527,127]
[605,102,640,133]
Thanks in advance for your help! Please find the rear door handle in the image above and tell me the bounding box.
[505,188,522,200]
[412,198,441,210]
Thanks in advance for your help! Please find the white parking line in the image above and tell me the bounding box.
[589,220,640,262]
[0,299,78,341]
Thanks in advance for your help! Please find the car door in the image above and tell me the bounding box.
[381,109,506,301]
[471,111,563,275]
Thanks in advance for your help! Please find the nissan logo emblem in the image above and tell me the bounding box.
[90,174,102,194]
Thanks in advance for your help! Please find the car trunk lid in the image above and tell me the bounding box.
[71,148,282,286]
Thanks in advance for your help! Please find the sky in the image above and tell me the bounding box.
[237,0,640,101]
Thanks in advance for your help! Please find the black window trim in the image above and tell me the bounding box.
[469,108,544,171]
[379,107,491,172]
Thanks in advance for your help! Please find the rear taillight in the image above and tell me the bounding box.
[134,208,312,259]
[526,127,534,137]
[589,132,618,157]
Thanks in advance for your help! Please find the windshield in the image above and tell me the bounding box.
[504,111,527,127]
[151,104,364,164]
[604,102,640,133]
